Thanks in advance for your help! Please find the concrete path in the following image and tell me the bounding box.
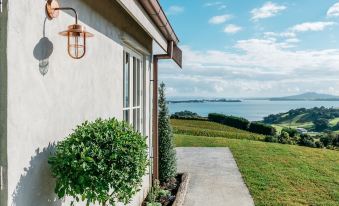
[176,147,255,206]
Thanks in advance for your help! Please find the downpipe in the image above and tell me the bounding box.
[152,41,174,181]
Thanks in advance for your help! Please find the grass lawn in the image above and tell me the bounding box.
[172,120,339,205]
[171,119,265,141]
[176,135,339,206]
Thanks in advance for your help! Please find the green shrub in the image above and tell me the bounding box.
[159,83,177,183]
[315,141,324,148]
[320,134,335,147]
[208,113,226,123]
[248,122,276,136]
[146,180,170,206]
[208,113,250,130]
[171,110,205,120]
[333,135,339,147]
[298,134,316,148]
[313,118,329,132]
[48,118,148,206]
[278,131,291,144]
[264,135,279,143]
[281,127,299,137]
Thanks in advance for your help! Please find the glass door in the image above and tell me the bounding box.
[123,48,144,134]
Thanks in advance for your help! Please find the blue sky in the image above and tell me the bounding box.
[158,0,339,98]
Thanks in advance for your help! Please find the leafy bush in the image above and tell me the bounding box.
[315,141,324,148]
[248,122,276,136]
[320,134,335,147]
[297,134,316,148]
[171,110,205,120]
[278,131,291,144]
[281,128,298,137]
[146,180,171,206]
[208,113,226,123]
[159,83,177,183]
[264,135,279,143]
[208,113,250,130]
[333,135,339,147]
[313,118,329,132]
[332,122,339,130]
[48,118,148,206]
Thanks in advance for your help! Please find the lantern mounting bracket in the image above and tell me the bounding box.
[46,0,78,24]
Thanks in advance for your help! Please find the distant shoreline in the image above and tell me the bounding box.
[269,99,339,101]
[168,99,339,103]
[167,99,242,104]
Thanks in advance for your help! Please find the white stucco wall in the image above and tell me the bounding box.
[5,0,153,205]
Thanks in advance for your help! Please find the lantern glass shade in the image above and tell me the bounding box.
[59,24,94,59]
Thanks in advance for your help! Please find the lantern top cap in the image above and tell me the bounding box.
[59,24,94,37]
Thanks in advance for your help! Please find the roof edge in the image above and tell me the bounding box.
[138,0,179,45]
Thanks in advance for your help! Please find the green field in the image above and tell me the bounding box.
[172,119,339,205]
[271,114,315,132]
[171,119,265,141]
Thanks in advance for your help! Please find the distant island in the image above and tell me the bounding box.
[167,98,241,104]
[269,92,339,101]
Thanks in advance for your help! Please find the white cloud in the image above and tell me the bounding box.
[205,1,226,10]
[285,38,300,43]
[166,6,184,16]
[290,21,336,32]
[205,2,222,7]
[251,2,286,21]
[327,2,339,17]
[208,14,232,24]
[159,39,339,97]
[264,32,296,38]
[224,24,242,34]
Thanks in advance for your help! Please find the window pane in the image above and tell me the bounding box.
[133,108,137,130]
[123,110,130,123]
[123,53,130,108]
[137,108,141,131]
[137,59,141,106]
[133,57,137,107]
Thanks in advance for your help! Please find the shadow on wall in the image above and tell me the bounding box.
[33,17,53,76]
[12,143,62,206]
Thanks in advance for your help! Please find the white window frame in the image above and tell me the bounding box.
[123,47,145,135]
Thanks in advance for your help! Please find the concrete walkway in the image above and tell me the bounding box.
[176,147,254,206]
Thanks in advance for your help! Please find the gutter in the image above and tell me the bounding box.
[139,0,179,45]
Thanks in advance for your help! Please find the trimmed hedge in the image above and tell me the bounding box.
[249,122,276,136]
[48,118,148,205]
[208,113,276,136]
[208,113,250,130]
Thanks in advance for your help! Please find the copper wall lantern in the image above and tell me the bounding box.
[46,0,93,59]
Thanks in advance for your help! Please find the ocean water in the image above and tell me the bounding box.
[168,100,339,121]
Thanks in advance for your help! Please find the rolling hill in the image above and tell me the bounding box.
[270,92,339,101]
